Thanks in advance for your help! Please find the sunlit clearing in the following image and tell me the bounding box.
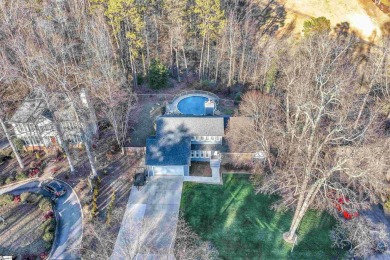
[346,13,377,38]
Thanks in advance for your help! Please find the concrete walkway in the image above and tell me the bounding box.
[111,176,183,259]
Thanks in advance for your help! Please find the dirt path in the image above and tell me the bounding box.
[281,0,390,41]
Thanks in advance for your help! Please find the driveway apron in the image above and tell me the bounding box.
[111,176,183,259]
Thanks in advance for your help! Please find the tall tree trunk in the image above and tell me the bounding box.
[175,48,181,82]
[143,16,151,69]
[228,27,234,87]
[199,34,206,80]
[239,37,247,82]
[206,37,211,80]
[129,50,138,88]
[284,180,322,243]
[153,14,159,58]
[182,46,189,82]
[82,130,98,178]
[54,122,75,173]
[0,118,24,169]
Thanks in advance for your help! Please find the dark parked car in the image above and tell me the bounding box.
[42,180,67,197]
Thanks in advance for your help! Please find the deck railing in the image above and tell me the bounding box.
[171,90,219,103]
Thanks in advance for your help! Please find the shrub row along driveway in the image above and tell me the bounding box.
[0,180,82,259]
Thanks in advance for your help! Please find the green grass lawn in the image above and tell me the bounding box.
[180,174,345,259]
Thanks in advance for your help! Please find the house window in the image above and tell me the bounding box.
[211,136,215,141]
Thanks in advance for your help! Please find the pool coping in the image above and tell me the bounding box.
[167,92,219,115]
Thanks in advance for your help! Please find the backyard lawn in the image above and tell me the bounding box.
[180,174,345,259]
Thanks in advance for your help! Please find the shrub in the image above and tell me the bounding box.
[13,195,21,203]
[105,191,116,225]
[12,137,24,152]
[90,186,99,219]
[234,92,242,102]
[45,242,52,250]
[39,198,52,212]
[45,223,55,233]
[43,210,54,221]
[43,218,56,232]
[303,16,331,36]
[22,254,37,260]
[0,194,14,206]
[137,74,144,85]
[43,231,54,242]
[148,59,169,89]
[5,176,14,184]
[20,192,31,203]
[40,251,49,259]
[28,193,42,204]
[90,200,98,219]
[93,187,99,197]
[0,177,5,186]
[16,171,27,181]
[385,199,390,210]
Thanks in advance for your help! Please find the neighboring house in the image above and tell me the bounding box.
[146,116,225,176]
[9,89,97,150]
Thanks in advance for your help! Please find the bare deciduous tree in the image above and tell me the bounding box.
[330,216,389,258]
[227,34,390,243]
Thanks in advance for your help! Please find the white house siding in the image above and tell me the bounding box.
[190,136,222,144]
[12,115,83,148]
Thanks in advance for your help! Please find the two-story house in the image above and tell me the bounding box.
[146,115,225,176]
[9,89,97,151]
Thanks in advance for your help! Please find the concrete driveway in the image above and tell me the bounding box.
[0,179,82,259]
[111,176,183,259]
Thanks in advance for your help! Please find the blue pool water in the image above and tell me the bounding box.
[177,96,209,115]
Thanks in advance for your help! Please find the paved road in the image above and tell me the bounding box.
[0,179,82,259]
[111,176,183,259]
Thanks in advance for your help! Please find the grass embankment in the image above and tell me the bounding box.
[181,174,345,259]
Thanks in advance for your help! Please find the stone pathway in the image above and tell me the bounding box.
[111,176,183,259]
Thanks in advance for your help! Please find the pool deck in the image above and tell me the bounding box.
[166,92,218,115]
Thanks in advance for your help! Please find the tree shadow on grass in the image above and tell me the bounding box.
[180,174,345,259]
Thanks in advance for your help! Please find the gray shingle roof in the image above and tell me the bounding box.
[10,91,77,124]
[146,136,191,166]
[156,115,225,137]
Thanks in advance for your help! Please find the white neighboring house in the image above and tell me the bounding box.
[9,89,97,150]
[146,116,225,176]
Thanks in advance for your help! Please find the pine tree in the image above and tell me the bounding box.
[90,0,144,87]
[193,0,225,80]
[163,0,189,81]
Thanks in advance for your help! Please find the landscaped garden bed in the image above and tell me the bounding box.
[180,174,346,259]
[0,149,48,187]
[0,192,55,259]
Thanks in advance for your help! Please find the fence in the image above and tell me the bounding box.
[123,147,146,157]
[171,90,220,103]
[221,152,256,166]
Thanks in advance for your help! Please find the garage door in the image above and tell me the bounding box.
[153,166,184,176]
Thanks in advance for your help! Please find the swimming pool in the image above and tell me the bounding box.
[177,96,209,115]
